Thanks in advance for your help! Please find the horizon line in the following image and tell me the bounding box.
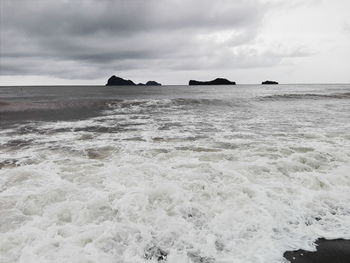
[1,82,350,87]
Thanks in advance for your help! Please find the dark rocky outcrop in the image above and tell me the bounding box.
[262,80,278,85]
[189,78,236,85]
[284,238,350,263]
[146,81,162,86]
[106,76,162,86]
[106,75,135,86]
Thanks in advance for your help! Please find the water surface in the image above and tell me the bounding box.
[0,84,349,263]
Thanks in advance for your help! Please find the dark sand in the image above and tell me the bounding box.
[284,239,350,263]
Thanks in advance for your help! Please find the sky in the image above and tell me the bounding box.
[0,0,349,85]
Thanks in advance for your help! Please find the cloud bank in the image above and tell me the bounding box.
[1,0,308,83]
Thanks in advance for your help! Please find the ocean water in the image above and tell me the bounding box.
[0,84,349,263]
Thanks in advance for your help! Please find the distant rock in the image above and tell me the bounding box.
[106,75,135,86]
[145,81,162,86]
[189,78,236,85]
[262,80,278,85]
[106,76,162,86]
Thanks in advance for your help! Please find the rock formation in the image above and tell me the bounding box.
[106,75,135,86]
[262,80,278,85]
[145,81,161,86]
[284,238,350,263]
[106,76,162,86]
[189,78,236,85]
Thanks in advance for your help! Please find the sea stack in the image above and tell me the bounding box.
[189,78,236,85]
[262,80,278,85]
[106,76,162,86]
[145,81,161,86]
[106,75,135,86]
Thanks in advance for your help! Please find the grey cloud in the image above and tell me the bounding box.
[3,0,264,36]
[344,22,350,34]
[0,0,308,81]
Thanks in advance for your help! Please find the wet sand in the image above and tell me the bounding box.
[284,239,350,263]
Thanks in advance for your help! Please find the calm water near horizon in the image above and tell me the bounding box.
[0,84,350,262]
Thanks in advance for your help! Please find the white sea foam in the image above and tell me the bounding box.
[1,86,350,263]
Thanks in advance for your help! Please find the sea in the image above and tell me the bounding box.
[0,84,349,263]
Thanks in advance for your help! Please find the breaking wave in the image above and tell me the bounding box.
[1,84,350,262]
[258,92,350,101]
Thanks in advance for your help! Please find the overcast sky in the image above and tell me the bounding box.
[0,0,349,85]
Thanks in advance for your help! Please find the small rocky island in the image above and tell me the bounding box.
[146,81,161,86]
[189,78,236,85]
[262,80,278,85]
[106,75,161,86]
[137,81,162,86]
